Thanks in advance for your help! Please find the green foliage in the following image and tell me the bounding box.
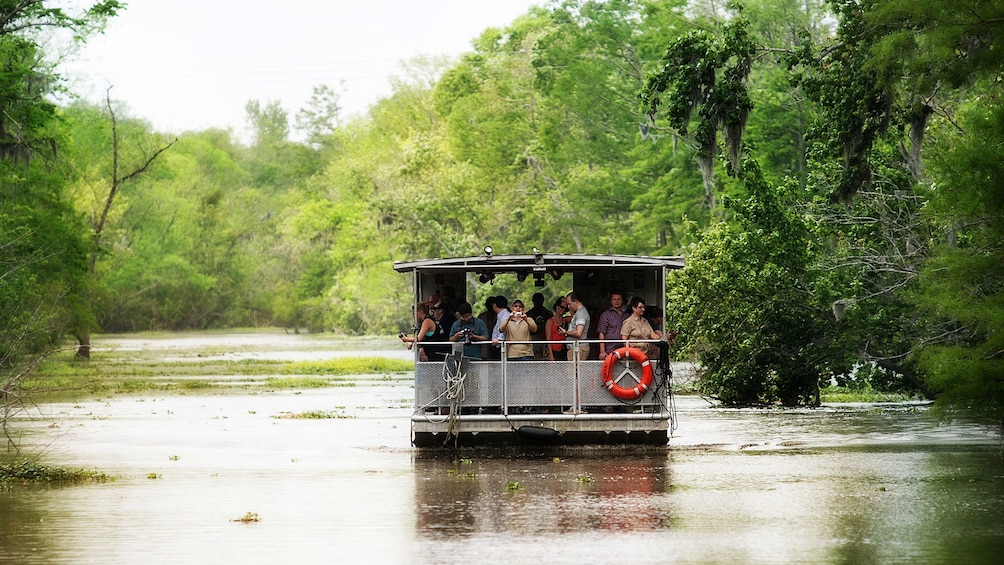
[2,1,118,413]
[281,358,412,376]
[3,0,1001,419]
[667,159,821,406]
[642,4,756,205]
[916,98,1004,414]
[0,186,89,359]
[295,84,344,148]
[788,2,891,201]
[1,462,113,489]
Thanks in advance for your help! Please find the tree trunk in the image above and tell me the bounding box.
[75,89,175,359]
[76,332,91,359]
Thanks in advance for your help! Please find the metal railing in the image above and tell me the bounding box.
[413,339,670,415]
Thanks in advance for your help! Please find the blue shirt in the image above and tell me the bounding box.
[450,317,489,359]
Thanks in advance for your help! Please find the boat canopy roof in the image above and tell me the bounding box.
[393,253,684,274]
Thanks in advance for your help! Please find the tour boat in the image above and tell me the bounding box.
[393,250,683,447]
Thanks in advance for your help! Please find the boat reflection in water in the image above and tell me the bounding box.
[412,451,673,536]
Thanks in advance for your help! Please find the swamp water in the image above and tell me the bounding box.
[2,332,1003,564]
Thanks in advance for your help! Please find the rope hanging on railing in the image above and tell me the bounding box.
[442,353,466,444]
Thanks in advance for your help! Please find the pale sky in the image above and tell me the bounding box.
[61,0,542,139]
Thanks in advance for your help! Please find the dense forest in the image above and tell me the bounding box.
[1,0,1001,413]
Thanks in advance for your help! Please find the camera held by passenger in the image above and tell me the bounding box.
[460,327,474,345]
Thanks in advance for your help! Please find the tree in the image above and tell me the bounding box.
[70,92,175,358]
[1,0,123,444]
[917,97,1004,416]
[245,99,289,146]
[244,98,321,190]
[863,0,1004,417]
[667,159,822,406]
[641,4,756,210]
[295,83,343,149]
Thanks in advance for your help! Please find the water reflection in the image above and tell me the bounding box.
[2,387,1002,563]
[413,452,674,536]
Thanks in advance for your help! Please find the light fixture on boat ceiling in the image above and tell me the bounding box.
[549,269,563,281]
[516,271,528,282]
[533,247,543,264]
[478,271,495,284]
[483,245,493,257]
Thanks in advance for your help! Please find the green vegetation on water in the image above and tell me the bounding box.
[818,387,920,404]
[23,352,413,398]
[273,409,351,419]
[0,462,114,490]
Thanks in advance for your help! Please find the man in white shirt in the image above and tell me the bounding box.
[559,292,590,361]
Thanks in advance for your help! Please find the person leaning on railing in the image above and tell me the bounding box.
[399,302,437,362]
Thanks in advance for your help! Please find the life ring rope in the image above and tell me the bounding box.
[601,347,654,400]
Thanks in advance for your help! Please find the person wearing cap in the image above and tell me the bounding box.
[499,299,537,360]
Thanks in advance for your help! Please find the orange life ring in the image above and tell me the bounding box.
[601,347,654,400]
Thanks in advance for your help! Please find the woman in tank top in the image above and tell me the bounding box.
[545,298,568,361]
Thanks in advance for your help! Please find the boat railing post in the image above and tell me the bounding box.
[500,342,508,415]
[572,339,581,414]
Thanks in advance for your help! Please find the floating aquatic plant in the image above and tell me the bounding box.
[272,409,350,419]
[232,512,260,523]
[0,463,113,489]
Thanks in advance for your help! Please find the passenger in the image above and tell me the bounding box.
[499,299,537,360]
[434,300,456,337]
[438,285,458,310]
[399,302,438,362]
[644,305,664,339]
[526,292,552,359]
[621,296,661,358]
[596,291,628,357]
[545,297,568,361]
[489,295,510,361]
[559,291,590,360]
[448,302,489,359]
[426,302,451,361]
[425,291,441,309]
[477,296,497,359]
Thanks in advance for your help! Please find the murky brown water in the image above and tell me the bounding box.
[2,333,1003,564]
